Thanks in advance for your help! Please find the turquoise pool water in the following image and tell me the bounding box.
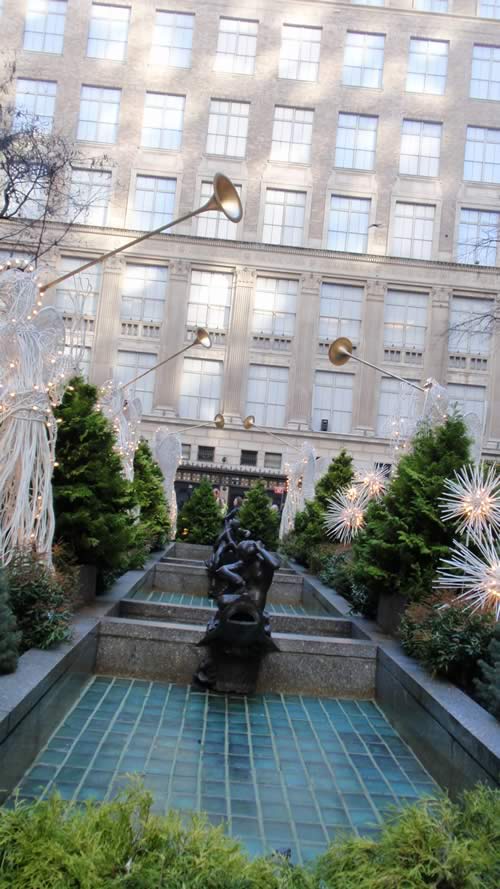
[10,676,439,864]
[129,588,311,616]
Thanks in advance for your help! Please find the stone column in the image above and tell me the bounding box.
[287,273,321,430]
[91,256,123,385]
[424,286,450,385]
[354,279,386,432]
[222,266,255,423]
[486,294,500,444]
[154,260,191,415]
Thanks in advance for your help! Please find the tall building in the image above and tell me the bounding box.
[1,0,500,503]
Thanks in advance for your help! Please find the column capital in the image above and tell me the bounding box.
[300,272,322,292]
[235,266,256,286]
[431,285,450,307]
[169,259,191,278]
[365,278,386,301]
[103,255,125,274]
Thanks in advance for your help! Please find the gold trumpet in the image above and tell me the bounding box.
[41,173,243,294]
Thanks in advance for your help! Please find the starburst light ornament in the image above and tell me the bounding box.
[437,527,500,621]
[440,463,500,539]
[324,488,370,544]
[355,466,389,499]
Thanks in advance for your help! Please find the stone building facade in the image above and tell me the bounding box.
[1,0,500,497]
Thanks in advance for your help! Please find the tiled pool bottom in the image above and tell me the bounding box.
[10,677,439,864]
[130,589,311,616]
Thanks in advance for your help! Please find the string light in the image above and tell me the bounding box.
[324,488,370,544]
[355,466,389,500]
[440,463,500,539]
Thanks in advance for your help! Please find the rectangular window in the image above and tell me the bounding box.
[252,277,298,337]
[15,79,56,132]
[400,119,442,177]
[470,45,500,100]
[121,264,168,323]
[240,449,258,467]
[196,181,241,239]
[77,85,121,143]
[246,364,288,428]
[264,452,281,470]
[413,0,448,10]
[392,202,435,260]
[141,92,185,150]
[447,383,487,429]
[206,100,249,157]
[279,24,321,81]
[319,282,363,343]
[55,256,101,317]
[335,113,377,171]
[270,106,313,164]
[115,351,157,413]
[406,38,448,95]
[132,175,176,230]
[69,168,111,226]
[87,4,130,60]
[377,377,418,437]
[479,0,500,17]
[328,195,370,253]
[13,180,48,220]
[312,371,353,433]
[457,208,499,265]
[198,445,214,462]
[24,0,67,54]
[384,290,428,350]
[151,11,194,67]
[464,126,500,184]
[263,189,306,246]
[186,269,232,331]
[179,357,223,420]
[181,443,191,461]
[448,296,493,356]
[215,18,257,75]
[343,32,385,89]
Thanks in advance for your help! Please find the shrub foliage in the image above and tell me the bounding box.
[133,439,170,550]
[0,568,19,674]
[0,784,498,889]
[238,481,280,550]
[6,549,72,652]
[475,623,500,719]
[176,479,223,545]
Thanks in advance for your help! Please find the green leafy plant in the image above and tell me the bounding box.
[399,592,495,694]
[6,549,72,653]
[53,377,145,591]
[176,479,223,545]
[351,417,471,610]
[133,439,170,550]
[0,784,498,889]
[238,481,280,550]
[475,623,500,719]
[319,552,377,618]
[0,568,20,674]
[285,451,354,568]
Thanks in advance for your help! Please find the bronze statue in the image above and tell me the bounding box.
[194,503,280,694]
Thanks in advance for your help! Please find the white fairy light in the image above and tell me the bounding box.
[440,463,500,539]
[324,487,370,544]
[437,527,500,621]
[153,429,182,534]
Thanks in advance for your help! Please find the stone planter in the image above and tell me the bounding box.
[377,591,408,636]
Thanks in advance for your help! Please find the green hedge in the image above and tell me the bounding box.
[0,784,498,889]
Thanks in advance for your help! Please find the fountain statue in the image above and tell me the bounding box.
[194,504,281,694]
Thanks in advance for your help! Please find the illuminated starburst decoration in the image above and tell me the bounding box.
[324,488,370,544]
[440,463,500,539]
[437,528,500,621]
[355,466,389,500]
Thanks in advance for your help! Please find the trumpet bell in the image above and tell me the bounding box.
[328,337,353,367]
[243,415,255,430]
[204,173,243,223]
[214,413,225,429]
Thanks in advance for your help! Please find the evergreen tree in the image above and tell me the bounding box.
[475,624,500,719]
[176,479,223,545]
[0,568,20,674]
[53,377,143,591]
[286,450,355,566]
[133,440,170,550]
[351,416,471,607]
[238,481,280,550]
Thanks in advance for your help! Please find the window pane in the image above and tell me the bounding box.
[263,189,306,246]
[151,11,194,67]
[24,0,67,54]
[141,92,185,150]
[114,350,157,413]
[77,85,121,143]
[252,277,298,337]
[448,295,493,356]
[69,168,111,225]
[179,357,223,419]
[328,195,370,252]
[186,269,233,331]
[406,38,448,95]
[343,32,385,89]
[215,18,258,75]
[400,119,441,177]
[319,282,363,342]
[121,264,168,323]
[335,113,377,170]
[383,290,428,350]
[392,202,435,259]
[206,100,249,157]
[271,105,314,164]
[246,364,289,427]
[279,24,321,81]
[87,4,130,61]
[470,44,500,100]
[312,371,353,433]
[132,175,176,229]
[457,208,499,265]
[14,78,56,132]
